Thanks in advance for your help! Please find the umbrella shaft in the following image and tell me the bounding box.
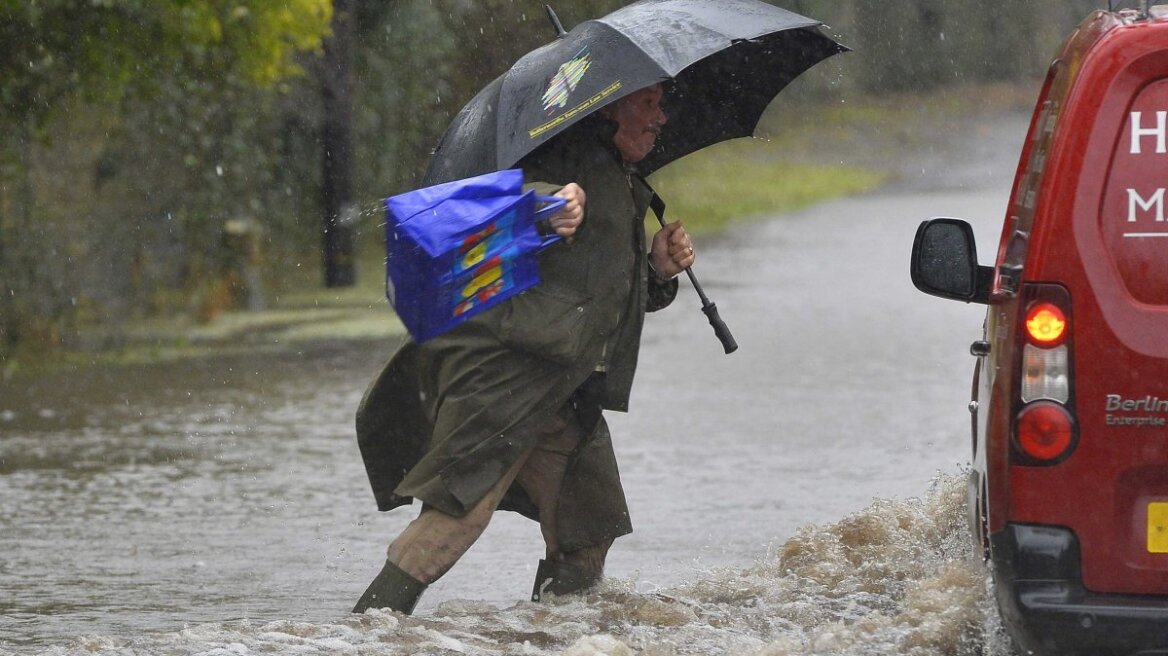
[683,267,713,308]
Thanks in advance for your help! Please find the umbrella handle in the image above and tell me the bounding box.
[676,250,739,355]
[649,195,738,355]
[698,290,737,354]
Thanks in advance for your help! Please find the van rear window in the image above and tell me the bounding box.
[1102,79,1168,306]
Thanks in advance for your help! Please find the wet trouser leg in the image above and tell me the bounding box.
[386,453,529,585]
[352,454,528,614]
[515,408,612,600]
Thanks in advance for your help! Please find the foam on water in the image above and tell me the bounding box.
[11,474,1012,656]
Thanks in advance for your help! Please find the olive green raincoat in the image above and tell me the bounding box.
[356,118,678,552]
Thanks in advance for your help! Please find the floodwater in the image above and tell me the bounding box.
[0,111,1028,655]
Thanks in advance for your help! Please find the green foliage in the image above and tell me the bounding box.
[0,0,332,360]
[0,0,332,130]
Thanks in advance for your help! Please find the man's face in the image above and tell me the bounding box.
[604,84,668,164]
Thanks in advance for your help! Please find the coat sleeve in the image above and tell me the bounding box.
[646,266,678,313]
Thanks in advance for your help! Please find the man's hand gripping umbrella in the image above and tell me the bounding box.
[646,193,737,354]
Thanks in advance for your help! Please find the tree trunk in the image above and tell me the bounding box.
[321,0,356,287]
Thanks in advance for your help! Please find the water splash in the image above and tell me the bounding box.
[16,474,1005,656]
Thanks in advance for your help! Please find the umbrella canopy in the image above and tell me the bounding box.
[424,0,847,185]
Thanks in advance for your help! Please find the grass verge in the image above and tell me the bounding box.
[649,138,887,234]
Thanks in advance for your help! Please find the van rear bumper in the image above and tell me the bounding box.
[992,524,1168,656]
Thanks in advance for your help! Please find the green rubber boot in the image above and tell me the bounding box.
[530,558,600,602]
[352,560,427,614]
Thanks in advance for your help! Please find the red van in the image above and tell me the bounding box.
[909,7,1168,655]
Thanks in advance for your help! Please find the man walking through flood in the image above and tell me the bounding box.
[352,83,697,614]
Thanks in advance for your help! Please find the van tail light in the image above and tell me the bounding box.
[1021,344,1069,403]
[1025,302,1067,345]
[1016,402,1075,461]
[1013,284,1077,465]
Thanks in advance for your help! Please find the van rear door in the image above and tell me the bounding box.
[1024,20,1168,595]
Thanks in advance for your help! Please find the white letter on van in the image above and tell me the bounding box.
[1128,188,1165,222]
[1130,111,1167,154]
[1107,394,1122,411]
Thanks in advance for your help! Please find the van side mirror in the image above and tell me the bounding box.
[910,218,992,304]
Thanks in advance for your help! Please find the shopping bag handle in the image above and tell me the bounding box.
[532,194,567,247]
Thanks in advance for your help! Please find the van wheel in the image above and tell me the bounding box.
[969,476,991,561]
[978,484,990,561]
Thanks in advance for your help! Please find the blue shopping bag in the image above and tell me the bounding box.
[385,169,566,342]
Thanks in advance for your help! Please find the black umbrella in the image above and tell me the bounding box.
[424,0,847,353]
[424,0,846,184]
